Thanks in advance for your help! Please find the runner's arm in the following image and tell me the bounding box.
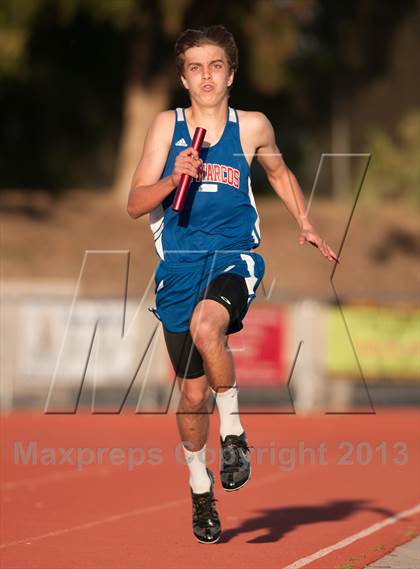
[253,113,339,262]
[252,113,313,230]
[127,112,202,219]
[127,111,175,219]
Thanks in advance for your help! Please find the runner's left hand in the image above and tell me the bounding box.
[299,228,339,263]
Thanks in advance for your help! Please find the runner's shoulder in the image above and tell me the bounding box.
[236,110,272,135]
[149,110,176,146]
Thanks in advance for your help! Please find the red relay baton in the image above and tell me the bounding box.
[172,127,206,212]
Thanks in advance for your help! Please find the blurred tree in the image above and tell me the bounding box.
[1,1,127,190]
[362,110,420,206]
[99,0,194,200]
[0,0,192,196]
[289,0,417,199]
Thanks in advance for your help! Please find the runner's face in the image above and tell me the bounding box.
[181,44,234,106]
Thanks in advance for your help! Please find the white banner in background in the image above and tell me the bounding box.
[19,299,142,385]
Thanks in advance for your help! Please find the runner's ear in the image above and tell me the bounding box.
[181,75,189,90]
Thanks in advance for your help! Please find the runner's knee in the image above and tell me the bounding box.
[180,384,210,410]
[190,304,228,352]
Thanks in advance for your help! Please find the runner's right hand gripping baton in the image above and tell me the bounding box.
[172,127,206,213]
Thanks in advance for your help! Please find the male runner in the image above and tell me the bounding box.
[127,25,338,544]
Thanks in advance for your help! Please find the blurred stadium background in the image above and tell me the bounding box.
[1,0,419,413]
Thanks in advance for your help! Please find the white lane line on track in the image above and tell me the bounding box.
[0,498,190,549]
[1,459,298,491]
[0,468,293,549]
[1,467,117,490]
[282,503,420,569]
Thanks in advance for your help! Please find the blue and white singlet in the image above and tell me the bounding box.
[149,106,261,265]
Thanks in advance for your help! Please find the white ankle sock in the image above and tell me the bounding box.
[214,384,244,441]
[183,444,211,494]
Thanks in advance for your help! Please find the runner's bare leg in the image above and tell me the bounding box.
[190,299,235,395]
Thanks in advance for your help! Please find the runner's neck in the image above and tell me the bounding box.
[185,103,229,145]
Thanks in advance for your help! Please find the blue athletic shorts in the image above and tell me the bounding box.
[150,250,265,334]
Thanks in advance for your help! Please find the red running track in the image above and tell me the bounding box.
[1,408,419,569]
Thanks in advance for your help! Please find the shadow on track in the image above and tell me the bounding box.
[219,499,394,544]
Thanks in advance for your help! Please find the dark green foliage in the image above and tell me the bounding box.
[0,0,416,194]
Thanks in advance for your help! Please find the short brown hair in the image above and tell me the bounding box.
[174,25,239,78]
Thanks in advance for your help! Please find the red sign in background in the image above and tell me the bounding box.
[228,305,286,386]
